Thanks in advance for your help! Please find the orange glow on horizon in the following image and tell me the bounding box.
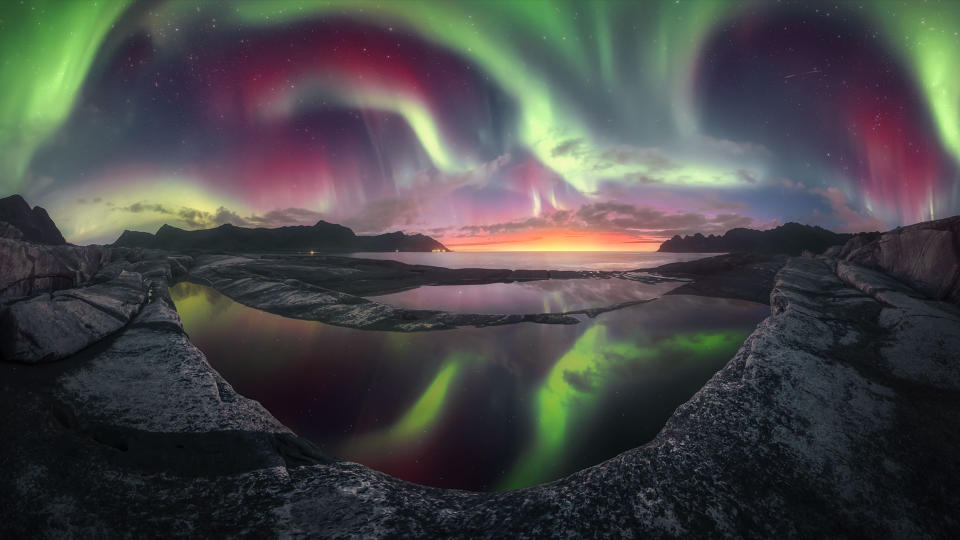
[441,230,664,252]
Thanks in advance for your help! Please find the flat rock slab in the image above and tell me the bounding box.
[58,291,290,434]
[0,271,146,363]
[192,253,603,295]
[187,256,606,331]
[644,252,789,304]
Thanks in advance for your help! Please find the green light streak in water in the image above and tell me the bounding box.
[499,327,749,491]
[387,359,461,441]
[0,0,130,190]
[341,352,475,456]
[870,3,960,163]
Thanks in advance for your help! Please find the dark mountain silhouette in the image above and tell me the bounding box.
[112,221,449,252]
[0,195,66,245]
[658,222,857,256]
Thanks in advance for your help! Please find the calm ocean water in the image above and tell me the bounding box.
[340,251,715,271]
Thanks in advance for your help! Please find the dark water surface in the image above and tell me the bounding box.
[170,282,768,491]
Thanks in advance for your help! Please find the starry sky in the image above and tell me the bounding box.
[1,0,959,249]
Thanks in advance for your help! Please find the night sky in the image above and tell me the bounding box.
[2,0,958,249]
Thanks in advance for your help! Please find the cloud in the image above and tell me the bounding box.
[617,172,661,185]
[696,195,748,212]
[176,206,327,229]
[112,200,328,230]
[342,196,423,234]
[117,202,175,214]
[540,133,772,189]
[444,236,545,247]
[690,134,770,159]
[246,207,323,228]
[177,206,246,228]
[811,187,887,233]
[340,153,521,234]
[551,138,586,158]
[599,146,677,171]
[778,178,807,191]
[736,169,758,184]
[450,201,763,239]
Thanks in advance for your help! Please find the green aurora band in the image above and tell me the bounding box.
[0,0,130,190]
[4,0,957,208]
[871,1,960,164]
[228,0,758,192]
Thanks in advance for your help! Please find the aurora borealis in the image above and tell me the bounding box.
[2,0,959,248]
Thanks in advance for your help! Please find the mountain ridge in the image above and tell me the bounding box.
[113,219,449,252]
[0,194,66,245]
[658,222,860,255]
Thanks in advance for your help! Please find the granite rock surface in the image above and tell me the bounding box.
[0,238,112,298]
[833,215,960,304]
[2,249,958,536]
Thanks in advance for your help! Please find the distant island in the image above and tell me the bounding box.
[112,221,449,252]
[658,222,862,256]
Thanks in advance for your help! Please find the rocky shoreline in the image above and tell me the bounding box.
[2,218,959,536]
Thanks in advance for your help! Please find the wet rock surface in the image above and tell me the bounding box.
[640,252,789,303]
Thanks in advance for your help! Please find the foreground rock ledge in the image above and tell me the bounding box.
[2,251,958,537]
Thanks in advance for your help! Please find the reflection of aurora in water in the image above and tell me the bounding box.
[500,326,748,490]
[170,282,767,491]
[339,353,472,459]
[366,278,685,315]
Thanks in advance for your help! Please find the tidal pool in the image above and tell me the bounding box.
[170,282,769,491]
[366,278,685,314]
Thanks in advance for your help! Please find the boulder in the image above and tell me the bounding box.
[0,238,112,299]
[838,216,960,304]
[0,221,23,240]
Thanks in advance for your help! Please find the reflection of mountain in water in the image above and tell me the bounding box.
[367,278,686,314]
